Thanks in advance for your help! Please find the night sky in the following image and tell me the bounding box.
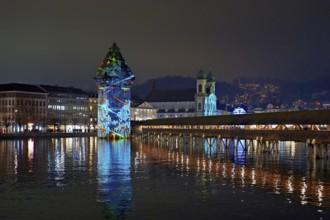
[0,0,329,90]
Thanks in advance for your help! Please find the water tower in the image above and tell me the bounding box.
[94,43,135,139]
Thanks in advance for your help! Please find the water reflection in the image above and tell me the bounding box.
[1,136,330,218]
[138,137,330,210]
[48,138,65,185]
[0,137,133,219]
[97,139,132,218]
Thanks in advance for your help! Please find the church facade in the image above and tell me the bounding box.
[145,68,217,118]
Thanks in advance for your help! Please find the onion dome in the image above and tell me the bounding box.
[207,70,215,82]
[197,67,207,80]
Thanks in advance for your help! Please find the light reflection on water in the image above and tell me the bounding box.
[0,137,330,219]
[138,136,330,210]
[97,139,132,218]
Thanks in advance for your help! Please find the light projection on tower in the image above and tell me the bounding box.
[94,43,135,139]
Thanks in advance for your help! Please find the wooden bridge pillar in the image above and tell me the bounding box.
[326,144,330,159]
[255,136,263,153]
[180,136,185,147]
[306,143,315,159]
[244,139,249,151]
[188,136,193,154]
[216,138,221,149]
[257,140,263,154]
[164,135,169,146]
[223,138,228,151]
[313,143,325,159]
[264,140,270,153]
[275,141,280,152]
[249,139,255,152]
[235,138,239,154]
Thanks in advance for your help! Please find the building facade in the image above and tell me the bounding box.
[131,101,157,121]
[87,92,98,132]
[0,83,98,133]
[0,83,48,133]
[39,85,90,132]
[145,88,195,118]
[195,68,217,116]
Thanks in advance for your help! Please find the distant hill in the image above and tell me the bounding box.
[131,75,196,99]
[132,75,330,106]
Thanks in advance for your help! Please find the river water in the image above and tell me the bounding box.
[0,137,329,219]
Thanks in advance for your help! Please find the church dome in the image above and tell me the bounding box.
[197,67,207,79]
[207,71,215,82]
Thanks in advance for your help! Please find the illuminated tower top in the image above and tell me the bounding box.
[95,43,135,88]
[94,43,135,139]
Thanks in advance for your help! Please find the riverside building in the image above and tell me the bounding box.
[0,83,96,133]
[0,83,48,133]
[39,85,90,132]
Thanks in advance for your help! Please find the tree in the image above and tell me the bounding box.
[49,117,60,132]
[71,118,80,132]
[2,116,12,133]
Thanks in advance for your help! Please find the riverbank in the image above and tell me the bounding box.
[0,132,97,140]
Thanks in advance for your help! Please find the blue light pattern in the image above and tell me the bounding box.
[95,43,135,139]
[204,93,217,116]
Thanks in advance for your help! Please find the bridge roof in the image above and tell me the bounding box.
[139,110,330,126]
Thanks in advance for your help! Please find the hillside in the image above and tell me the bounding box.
[132,75,330,107]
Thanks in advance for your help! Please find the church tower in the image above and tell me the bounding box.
[195,68,217,116]
[205,70,217,116]
[94,43,135,139]
[195,67,208,116]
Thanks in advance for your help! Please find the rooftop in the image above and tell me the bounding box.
[39,85,87,95]
[0,83,47,93]
[145,88,195,102]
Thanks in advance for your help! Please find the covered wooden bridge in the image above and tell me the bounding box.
[132,109,330,159]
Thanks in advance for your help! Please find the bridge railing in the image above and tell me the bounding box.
[142,128,330,144]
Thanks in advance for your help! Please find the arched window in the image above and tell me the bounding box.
[198,103,202,110]
[198,84,202,93]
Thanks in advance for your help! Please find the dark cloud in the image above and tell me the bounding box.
[0,0,329,90]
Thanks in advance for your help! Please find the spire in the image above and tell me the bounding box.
[197,66,207,79]
[109,42,120,51]
[95,43,134,81]
[207,69,215,82]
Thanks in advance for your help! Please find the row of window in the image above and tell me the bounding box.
[48,105,89,111]
[0,93,46,99]
[49,99,88,105]
[153,104,195,110]
[49,112,90,118]
[158,113,194,118]
[0,99,46,107]
[0,115,46,121]
[51,93,88,100]
[0,107,46,114]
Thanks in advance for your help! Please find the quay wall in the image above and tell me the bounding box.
[0,132,97,140]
